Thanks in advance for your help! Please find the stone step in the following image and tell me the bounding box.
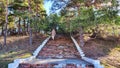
[36,36,82,59]
[19,63,94,68]
[18,59,94,68]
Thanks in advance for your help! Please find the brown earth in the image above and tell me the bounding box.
[74,34,120,68]
[0,34,47,68]
[0,34,47,53]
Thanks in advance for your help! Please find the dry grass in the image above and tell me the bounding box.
[75,34,120,68]
[99,45,120,68]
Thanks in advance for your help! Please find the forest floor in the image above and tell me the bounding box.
[0,33,120,68]
[85,39,120,68]
[0,34,47,68]
[75,34,120,68]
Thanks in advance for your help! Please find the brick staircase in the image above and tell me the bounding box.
[9,36,104,68]
[17,35,95,68]
[37,36,80,59]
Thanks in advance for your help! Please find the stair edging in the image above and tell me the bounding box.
[71,36,104,68]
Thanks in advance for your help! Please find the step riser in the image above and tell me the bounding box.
[19,63,94,68]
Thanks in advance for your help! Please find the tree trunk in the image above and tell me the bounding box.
[112,27,115,36]
[79,26,84,46]
[34,4,39,36]
[34,17,38,37]
[90,24,98,38]
[77,4,84,46]
[1,24,4,35]
[29,27,32,46]
[27,22,29,32]
[18,17,21,34]
[4,0,8,46]
[23,19,26,35]
[28,0,32,45]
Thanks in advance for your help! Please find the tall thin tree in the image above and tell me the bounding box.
[28,0,32,46]
[4,0,8,46]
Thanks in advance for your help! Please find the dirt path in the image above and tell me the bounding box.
[37,35,80,59]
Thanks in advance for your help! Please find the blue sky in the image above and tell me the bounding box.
[43,0,120,15]
[43,0,69,15]
[44,0,53,15]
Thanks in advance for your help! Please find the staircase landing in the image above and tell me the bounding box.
[19,59,94,68]
[26,58,90,64]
